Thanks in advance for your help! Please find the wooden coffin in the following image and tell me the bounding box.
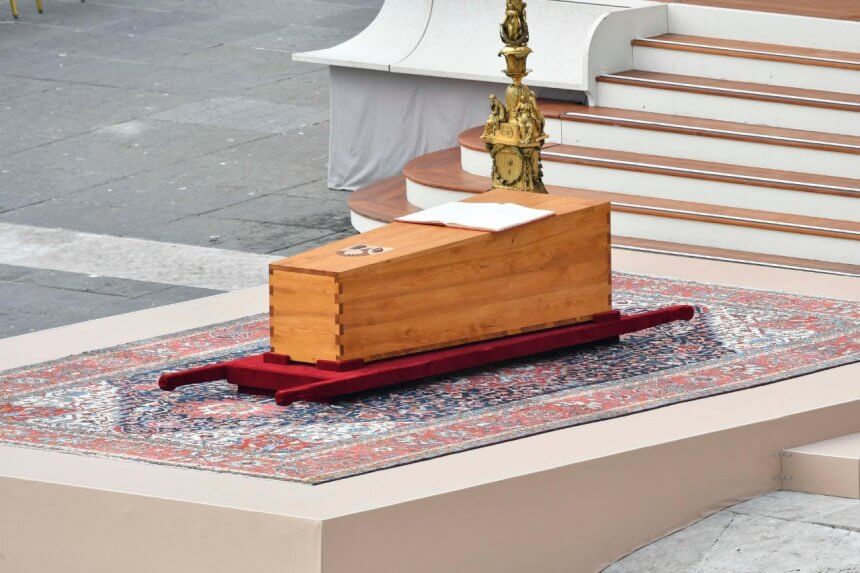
[269,189,611,363]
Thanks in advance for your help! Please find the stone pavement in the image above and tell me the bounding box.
[1,0,380,336]
[605,491,860,572]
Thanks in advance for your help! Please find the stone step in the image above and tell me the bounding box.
[539,101,860,178]
[632,34,860,94]
[782,433,860,499]
[596,70,860,135]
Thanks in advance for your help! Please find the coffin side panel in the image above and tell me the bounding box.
[338,203,612,361]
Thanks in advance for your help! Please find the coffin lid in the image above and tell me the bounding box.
[271,189,605,277]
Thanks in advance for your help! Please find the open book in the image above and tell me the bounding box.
[395,202,554,232]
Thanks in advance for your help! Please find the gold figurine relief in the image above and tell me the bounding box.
[481,0,547,193]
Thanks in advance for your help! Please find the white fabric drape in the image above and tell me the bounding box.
[328,66,508,190]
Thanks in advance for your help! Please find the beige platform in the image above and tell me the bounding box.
[0,249,858,573]
[783,433,860,499]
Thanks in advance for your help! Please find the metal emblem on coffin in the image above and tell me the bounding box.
[336,244,393,257]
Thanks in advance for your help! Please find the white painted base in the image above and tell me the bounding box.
[459,145,860,222]
[633,46,860,96]
[558,116,860,179]
[596,82,860,137]
[350,210,386,232]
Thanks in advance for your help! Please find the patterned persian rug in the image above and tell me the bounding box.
[1,273,857,484]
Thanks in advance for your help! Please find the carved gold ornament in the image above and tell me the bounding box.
[480,0,547,193]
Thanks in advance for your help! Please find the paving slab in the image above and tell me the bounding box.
[150,96,328,134]
[208,190,353,231]
[11,27,211,64]
[265,228,357,257]
[239,69,330,107]
[603,512,737,573]
[309,3,383,31]
[177,0,350,24]
[98,10,301,43]
[0,83,195,155]
[0,263,223,337]
[3,0,141,29]
[697,512,860,573]
[0,165,118,207]
[811,505,860,533]
[0,263,191,299]
[731,490,858,522]
[605,492,860,573]
[0,222,276,289]
[155,216,340,253]
[3,120,269,182]
[64,155,299,217]
[0,75,56,102]
[199,121,332,188]
[230,23,358,53]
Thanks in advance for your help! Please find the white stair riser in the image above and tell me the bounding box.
[460,146,860,222]
[596,82,860,136]
[544,117,563,144]
[633,46,860,95]
[406,180,470,209]
[351,211,386,233]
[559,120,860,178]
[613,211,859,265]
[461,146,493,177]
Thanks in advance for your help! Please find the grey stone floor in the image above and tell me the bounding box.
[1,0,377,335]
[605,491,860,573]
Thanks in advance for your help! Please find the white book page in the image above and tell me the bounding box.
[395,202,554,232]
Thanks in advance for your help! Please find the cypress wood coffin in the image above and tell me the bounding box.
[269,189,611,363]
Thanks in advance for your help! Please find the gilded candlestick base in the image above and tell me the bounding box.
[482,0,547,194]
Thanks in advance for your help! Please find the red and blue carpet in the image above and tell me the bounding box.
[1,273,857,484]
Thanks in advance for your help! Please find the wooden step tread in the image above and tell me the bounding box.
[404,148,492,193]
[633,34,860,70]
[597,70,860,111]
[549,102,860,154]
[415,143,860,239]
[459,126,860,197]
[349,178,860,277]
[348,175,417,223]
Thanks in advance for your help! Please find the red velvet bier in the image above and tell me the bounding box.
[159,306,695,405]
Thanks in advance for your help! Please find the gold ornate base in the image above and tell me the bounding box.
[487,142,547,194]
